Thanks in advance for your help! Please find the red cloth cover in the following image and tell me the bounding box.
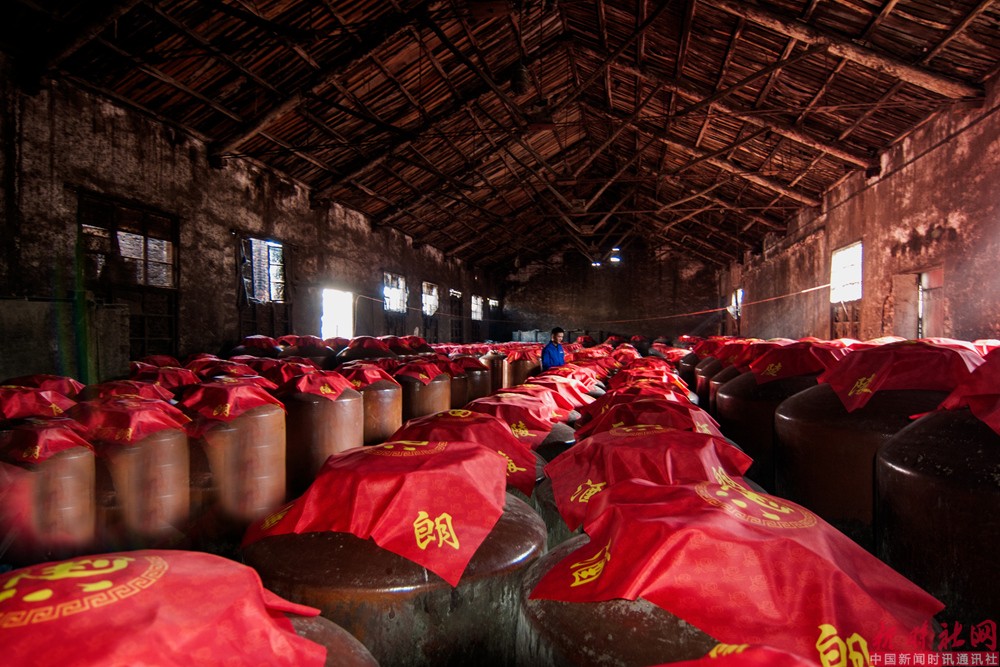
[818,340,983,411]
[393,360,445,386]
[0,550,326,666]
[348,336,392,353]
[337,362,400,389]
[0,387,76,420]
[389,409,537,495]
[0,418,93,463]
[275,371,355,402]
[239,335,280,349]
[185,358,258,379]
[84,380,174,402]
[130,365,201,390]
[578,382,689,425]
[573,398,723,441]
[178,379,285,435]
[467,394,566,448]
[2,375,85,399]
[500,384,576,412]
[531,477,943,658]
[545,427,752,530]
[449,355,489,372]
[749,341,853,384]
[69,397,190,447]
[243,440,507,586]
[505,348,540,363]
[523,375,595,408]
[938,348,1000,436]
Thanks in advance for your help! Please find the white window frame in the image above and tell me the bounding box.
[471,295,484,321]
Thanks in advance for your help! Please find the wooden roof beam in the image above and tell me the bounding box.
[920,0,994,66]
[709,0,981,99]
[572,44,875,168]
[37,0,144,74]
[214,2,442,156]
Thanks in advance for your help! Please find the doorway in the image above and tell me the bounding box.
[321,288,354,339]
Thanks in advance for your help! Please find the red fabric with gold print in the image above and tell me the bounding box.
[573,398,723,441]
[818,340,983,411]
[275,370,355,401]
[1,375,85,400]
[608,367,688,391]
[505,348,541,363]
[84,380,175,402]
[531,477,943,659]
[0,418,93,463]
[178,379,285,431]
[577,382,689,425]
[239,334,280,349]
[523,375,596,408]
[69,397,190,447]
[389,409,537,495]
[0,550,326,666]
[337,362,400,389]
[544,427,751,530]
[538,365,600,390]
[185,357,259,380]
[467,393,567,447]
[499,383,576,412]
[938,348,1000,436]
[749,341,853,384]
[241,357,318,386]
[130,365,201,391]
[392,359,445,386]
[242,440,507,586]
[0,387,76,421]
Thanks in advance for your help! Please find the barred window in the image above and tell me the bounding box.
[241,238,286,303]
[471,295,484,321]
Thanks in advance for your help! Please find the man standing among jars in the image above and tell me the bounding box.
[541,327,565,371]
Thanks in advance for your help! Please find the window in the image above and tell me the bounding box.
[384,272,407,313]
[422,281,439,316]
[321,288,354,339]
[471,295,484,321]
[242,238,286,303]
[488,298,500,309]
[448,288,462,299]
[830,242,863,302]
[78,192,179,359]
[729,288,744,318]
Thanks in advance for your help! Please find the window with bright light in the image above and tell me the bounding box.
[240,238,285,303]
[321,288,353,339]
[730,288,744,317]
[830,242,863,302]
[383,272,407,313]
[449,288,462,299]
[422,281,439,316]
[488,298,500,309]
[471,295,484,321]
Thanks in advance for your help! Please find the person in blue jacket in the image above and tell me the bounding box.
[541,327,565,371]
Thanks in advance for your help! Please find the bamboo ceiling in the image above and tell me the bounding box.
[2,0,998,269]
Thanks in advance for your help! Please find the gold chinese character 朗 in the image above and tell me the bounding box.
[569,479,606,504]
[413,511,460,550]
[847,373,876,397]
[815,623,870,667]
[569,541,612,587]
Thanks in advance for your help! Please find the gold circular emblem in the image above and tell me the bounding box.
[696,470,816,529]
[365,440,448,457]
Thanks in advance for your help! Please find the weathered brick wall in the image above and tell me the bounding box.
[503,243,723,342]
[0,76,501,375]
[720,78,1000,341]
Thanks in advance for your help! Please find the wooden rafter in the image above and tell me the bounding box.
[710,0,981,99]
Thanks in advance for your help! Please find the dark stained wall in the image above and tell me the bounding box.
[0,73,500,380]
[721,76,1000,342]
[503,243,723,342]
